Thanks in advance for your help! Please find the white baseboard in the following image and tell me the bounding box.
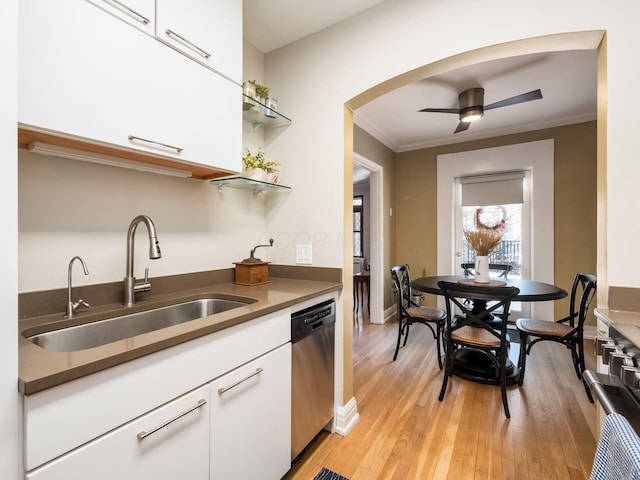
[584,325,597,340]
[383,305,396,324]
[333,396,359,436]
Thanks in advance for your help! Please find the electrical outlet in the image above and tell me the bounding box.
[296,245,312,265]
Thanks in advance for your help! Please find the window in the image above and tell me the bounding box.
[459,172,526,277]
[353,196,363,257]
[456,171,531,318]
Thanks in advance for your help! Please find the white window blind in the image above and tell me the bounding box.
[460,171,525,206]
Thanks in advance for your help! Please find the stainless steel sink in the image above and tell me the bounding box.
[25,297,255,352]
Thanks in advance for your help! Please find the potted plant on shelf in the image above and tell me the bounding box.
[242,146,280,182]
[254,83,270,104]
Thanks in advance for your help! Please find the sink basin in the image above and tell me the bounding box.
[25,297,255,352]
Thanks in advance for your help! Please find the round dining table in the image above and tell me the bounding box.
[410,275,568,385]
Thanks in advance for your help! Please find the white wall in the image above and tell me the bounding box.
[18,151,272,291]
[2,0,20,478]
[263,0,639,289]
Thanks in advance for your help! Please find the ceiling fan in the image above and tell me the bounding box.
[419,87,543,134]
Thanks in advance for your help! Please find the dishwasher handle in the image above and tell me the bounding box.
[311,320,324,331]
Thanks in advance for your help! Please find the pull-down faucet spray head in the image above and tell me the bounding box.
[124,215,161,307]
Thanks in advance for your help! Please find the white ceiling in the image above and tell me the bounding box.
[354,50,597,152]
[244,0,598,161]
[243,0,386,54]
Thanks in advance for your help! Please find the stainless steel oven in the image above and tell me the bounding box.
[584,324,640,434]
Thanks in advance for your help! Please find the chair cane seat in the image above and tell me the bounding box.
[515,273,597,403]
[452,325,501,347]
[516,317,574,337]
[406,305,446,321]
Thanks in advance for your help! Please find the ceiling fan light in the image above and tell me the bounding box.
[460,108,484,123]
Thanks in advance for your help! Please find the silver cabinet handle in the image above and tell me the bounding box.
[137,398,207,440]
[128,135,183,153]
[108,0,151,25]
[218,368,263,395]
[165,29,211,59]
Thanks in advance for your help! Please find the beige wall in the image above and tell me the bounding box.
[394,121,597,321]
[353,125,396,309]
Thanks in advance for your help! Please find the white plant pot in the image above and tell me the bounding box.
[244,168,267,181]
[267,171,279,183]
[474,255,490,283]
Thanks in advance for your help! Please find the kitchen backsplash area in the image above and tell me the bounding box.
[18,149,271,293]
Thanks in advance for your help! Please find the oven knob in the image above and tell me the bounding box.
[620,365,640,388]
[609,352,634,377]
[595,336,614,356]
[602,344,624,365]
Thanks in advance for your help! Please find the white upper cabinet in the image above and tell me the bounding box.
[19,0,242,174]
[156,0,242,84]
[85,0,155,35]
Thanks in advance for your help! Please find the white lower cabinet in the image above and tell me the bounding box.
[26,385,211,480]
[210,343,292,480]
[23,309,294,479]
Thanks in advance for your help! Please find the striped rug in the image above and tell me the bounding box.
[313,467,349,480]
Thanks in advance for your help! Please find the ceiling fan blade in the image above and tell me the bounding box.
[418,107,460,114]
[484,89,543,111]
[454,122,470,134]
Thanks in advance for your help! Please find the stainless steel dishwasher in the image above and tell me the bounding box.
[291,299,335,460]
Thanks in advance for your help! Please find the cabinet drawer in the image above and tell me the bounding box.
[26,385,211,480]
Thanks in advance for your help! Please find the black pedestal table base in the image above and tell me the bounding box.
[452,350,520,386]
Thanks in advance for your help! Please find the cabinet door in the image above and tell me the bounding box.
[19,0,241,173]
[26,385,211,480]
[156,0,242,83]
[85,0,155,35]
[210,343,291,480]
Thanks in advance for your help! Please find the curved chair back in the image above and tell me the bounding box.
[438,281,520,340]
[437,280,520,418]
[390,264,445,364]
[567,273,598,330]
[461,263,513,278]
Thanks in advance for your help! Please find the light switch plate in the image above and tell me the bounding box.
[296,245,312,265]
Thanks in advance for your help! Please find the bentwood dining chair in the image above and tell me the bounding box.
[461,262,514,323]
[390,265,446,367]
[438,280,520,418]
[516,273,597,401]
[460,263,513,278]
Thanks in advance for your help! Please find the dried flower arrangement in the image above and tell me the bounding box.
[464,227,504,256]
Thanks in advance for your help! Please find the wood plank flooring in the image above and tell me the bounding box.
[284,306,598,480]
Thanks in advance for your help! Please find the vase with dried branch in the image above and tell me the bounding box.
[464,227,504,283]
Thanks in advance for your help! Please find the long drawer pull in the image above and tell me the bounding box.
[165,29,211,59]
[137,398,207,440]
[218,367,263,395]
[108,0,151,25]
[128,135,183,153]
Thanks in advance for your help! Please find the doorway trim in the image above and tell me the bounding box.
[437,139,555,320]
[353,152,384,324]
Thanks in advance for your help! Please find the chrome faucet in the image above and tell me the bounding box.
[124,215,162,307]
[66,256,90,318]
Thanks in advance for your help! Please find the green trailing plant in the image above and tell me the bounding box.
[248,80,270,99]
[242,146,280,171]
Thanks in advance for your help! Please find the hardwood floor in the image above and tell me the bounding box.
[284,305,598,480]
